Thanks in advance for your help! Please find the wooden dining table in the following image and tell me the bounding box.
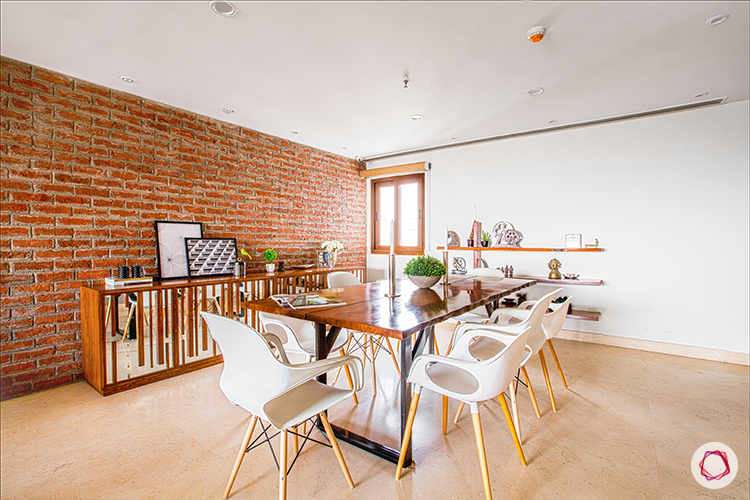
[241,274,536,468]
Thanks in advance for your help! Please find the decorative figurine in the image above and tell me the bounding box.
[585,238,600,249]
[548,258,562,280]
[492,221,523,247]
[452,256,467,274]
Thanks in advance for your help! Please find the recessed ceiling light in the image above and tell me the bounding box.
[290,131,299,135]
[706,14,729,26]
[526,87,544,96]
[222,108,234,114]
[548,119,557,124]
[209,1,238,17]
[341,146,348,150]
[410,114,424,121]
[120,76,134,83]
[693,92,709,98]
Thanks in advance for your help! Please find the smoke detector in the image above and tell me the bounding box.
[527,26,547,43]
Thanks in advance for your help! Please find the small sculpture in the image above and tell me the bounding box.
[492,221,523,247]
[585,238,600,249]
[548,258,562,280]
[452,256,467,274]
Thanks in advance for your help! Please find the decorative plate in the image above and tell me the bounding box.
[447,230,460,247]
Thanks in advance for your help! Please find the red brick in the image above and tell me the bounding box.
[38,353,73,366]
[15,367,56,382]
[12,347,55,362]
[0,360,36,375]
[34,69,74,88]
[32,375,73,392]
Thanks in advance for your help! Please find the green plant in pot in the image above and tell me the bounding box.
[481,230,491,247]
[403,254,446,288]
[262,248,277,273]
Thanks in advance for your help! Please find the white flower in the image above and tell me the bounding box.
[321,240,344,253]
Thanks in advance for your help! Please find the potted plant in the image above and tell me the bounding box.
[403,254,446,288]
[481,230,491,247]
[262,248,277,273]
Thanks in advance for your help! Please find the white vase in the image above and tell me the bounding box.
[330,252,337,267]
[265,263,275,273]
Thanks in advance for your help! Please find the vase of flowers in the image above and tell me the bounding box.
[263,248,277,273]
[321,240,344,267]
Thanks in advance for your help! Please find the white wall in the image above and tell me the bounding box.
[366,100,749,354]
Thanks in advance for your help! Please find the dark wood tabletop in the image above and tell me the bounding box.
[242,276,536,339]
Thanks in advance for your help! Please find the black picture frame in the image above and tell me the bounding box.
[154,221,203,279]
[185,238,237,277]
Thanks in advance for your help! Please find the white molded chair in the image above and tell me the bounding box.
[451,288,561,442]
[200,312,364,500]
[395,327,531,500]
[258,311,360,404]
[327,271,401,394]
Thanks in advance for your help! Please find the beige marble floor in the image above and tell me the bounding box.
[2,325,748,500]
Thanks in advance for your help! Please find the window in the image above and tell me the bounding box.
[372,173,424,254]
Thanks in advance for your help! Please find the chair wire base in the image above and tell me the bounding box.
[246,417,332,476]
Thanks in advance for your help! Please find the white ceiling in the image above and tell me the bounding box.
[1,1,748,160]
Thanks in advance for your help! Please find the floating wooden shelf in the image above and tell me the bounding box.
[567,309,601,321]
[514,275,603,286]
[438,246,603,252]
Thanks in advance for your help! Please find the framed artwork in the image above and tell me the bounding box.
[154,221,203,279]
[565,233,582,248]
[185,238,237,277]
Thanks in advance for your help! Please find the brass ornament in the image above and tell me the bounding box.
[548,258,562,280]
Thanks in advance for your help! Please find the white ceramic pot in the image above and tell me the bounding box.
[265,263,275,273]
[407,275,441,288]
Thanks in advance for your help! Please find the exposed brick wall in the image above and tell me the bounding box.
[0,56,367,400]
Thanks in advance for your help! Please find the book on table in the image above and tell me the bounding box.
[104,276,154,287]
[271,293,345,309]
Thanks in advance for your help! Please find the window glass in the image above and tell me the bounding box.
[371,173,424,254]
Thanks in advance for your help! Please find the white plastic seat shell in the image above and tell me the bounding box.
[200,312,364,500]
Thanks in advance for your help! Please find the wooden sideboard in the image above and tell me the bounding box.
[80,266,366,395]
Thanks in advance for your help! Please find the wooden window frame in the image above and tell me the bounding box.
[371,173,425,255]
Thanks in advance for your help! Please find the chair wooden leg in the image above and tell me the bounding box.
[498,392,527,467]
[508,379,522,445]
[333,334,354,384]
[471,410,493,500]
[279,429,287,500]
[395,392,421,479]
[369,337,377,395]
[538,350,558,412]
[223,416,258,499]
[442,395,448,435]
[292,425,298,455]
[547,339,568,387]
[339,349,359,405]
[319,412,355,488]
[454,401,465,424]
[384,337,401,375]
[520,366,541,418]
[445,322,460,356]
